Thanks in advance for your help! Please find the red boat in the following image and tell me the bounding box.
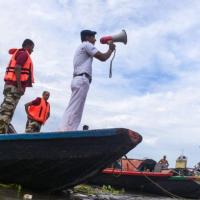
[89,158,200,199]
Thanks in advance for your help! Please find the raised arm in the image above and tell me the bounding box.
[94,42,116,61]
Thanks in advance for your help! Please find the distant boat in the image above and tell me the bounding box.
[0,128,142,191]
[89,158,200,199]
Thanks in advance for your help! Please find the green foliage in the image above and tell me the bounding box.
[74,184,95,194]
[101,185,124,194]
[0,183,21,191]
[0,183,22,198]
[73,184,124,195]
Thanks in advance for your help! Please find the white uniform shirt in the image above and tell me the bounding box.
[73,41,98,77]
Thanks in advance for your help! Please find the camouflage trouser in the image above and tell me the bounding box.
[25,118,42,133]
[0,84,24,134]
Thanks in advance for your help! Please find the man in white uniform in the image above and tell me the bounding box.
[59,30,115,131]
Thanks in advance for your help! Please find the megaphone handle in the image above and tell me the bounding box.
[109,49,116,78]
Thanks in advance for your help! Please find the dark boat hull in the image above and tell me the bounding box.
[89,169,200,199]
[0,128,142,191]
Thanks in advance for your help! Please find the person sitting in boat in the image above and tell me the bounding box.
[83,125,89,130]
[24,91,50,133]
[194,162,200,175]
[113,159,122,169]
[158,155,169,169]
[137,158,156,172]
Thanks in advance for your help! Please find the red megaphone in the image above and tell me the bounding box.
[100,30,127,44]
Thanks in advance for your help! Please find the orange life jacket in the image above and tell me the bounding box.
[28,98,50,124]
[4,48,34,84]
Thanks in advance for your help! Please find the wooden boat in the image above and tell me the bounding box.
[89,158,200,199]
[0,128,142,191]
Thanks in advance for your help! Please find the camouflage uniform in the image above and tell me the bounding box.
[25,118,42,133]
[0,84,24,133]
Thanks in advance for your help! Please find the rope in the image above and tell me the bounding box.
[121,156,186,199]
[109,49,116,78]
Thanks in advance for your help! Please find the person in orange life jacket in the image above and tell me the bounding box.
[59,30,116,131]
[0,39,35,134]
[25,91,50,133]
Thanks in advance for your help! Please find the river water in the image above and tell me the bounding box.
[0,187,191,200]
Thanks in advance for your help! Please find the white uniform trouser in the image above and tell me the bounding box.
[59,75,90,131]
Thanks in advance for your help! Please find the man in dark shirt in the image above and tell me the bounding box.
[0,39,35,134]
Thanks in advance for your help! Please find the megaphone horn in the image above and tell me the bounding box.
[100,30,127,45]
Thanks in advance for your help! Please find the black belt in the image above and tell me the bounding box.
[73,73,92,83]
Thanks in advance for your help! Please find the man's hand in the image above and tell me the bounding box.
[94,42,116,61]
[17,85,24,95]
[14,64,24,94]
[28,115,34,120]
[109,42,116,51]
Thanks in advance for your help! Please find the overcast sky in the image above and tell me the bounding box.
[0,0,200,167]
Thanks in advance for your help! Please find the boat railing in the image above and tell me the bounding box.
[171,167,200,177]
